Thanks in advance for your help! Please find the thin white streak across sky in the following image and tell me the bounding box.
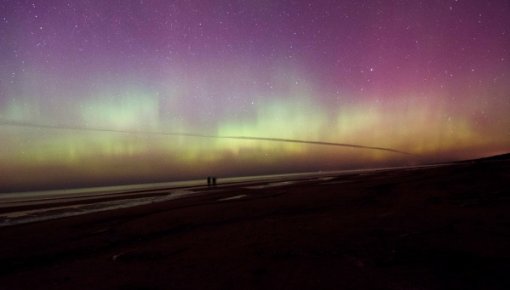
[0,119,414,155]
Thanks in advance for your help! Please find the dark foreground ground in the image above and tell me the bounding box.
[0,158,509,290]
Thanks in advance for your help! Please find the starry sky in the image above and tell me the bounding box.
[0,0,509,192]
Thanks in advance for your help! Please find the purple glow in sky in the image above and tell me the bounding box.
[0,0,509,192]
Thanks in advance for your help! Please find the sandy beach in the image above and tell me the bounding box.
[0,157,509,290]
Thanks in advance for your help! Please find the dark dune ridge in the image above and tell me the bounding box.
[0,155,509,290]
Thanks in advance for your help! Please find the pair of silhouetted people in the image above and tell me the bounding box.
[207,176,217,186]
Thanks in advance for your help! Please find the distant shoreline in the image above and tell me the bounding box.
[1,163,448,197]
[0,163,449,227]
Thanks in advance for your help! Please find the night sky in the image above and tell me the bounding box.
[1,0,509,192]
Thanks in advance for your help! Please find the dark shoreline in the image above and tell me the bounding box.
[0,159,509,289]
[0,165,443,219]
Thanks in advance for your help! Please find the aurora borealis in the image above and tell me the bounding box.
[1,0,509,192]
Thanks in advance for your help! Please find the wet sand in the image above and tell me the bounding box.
[0,158,509,290]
